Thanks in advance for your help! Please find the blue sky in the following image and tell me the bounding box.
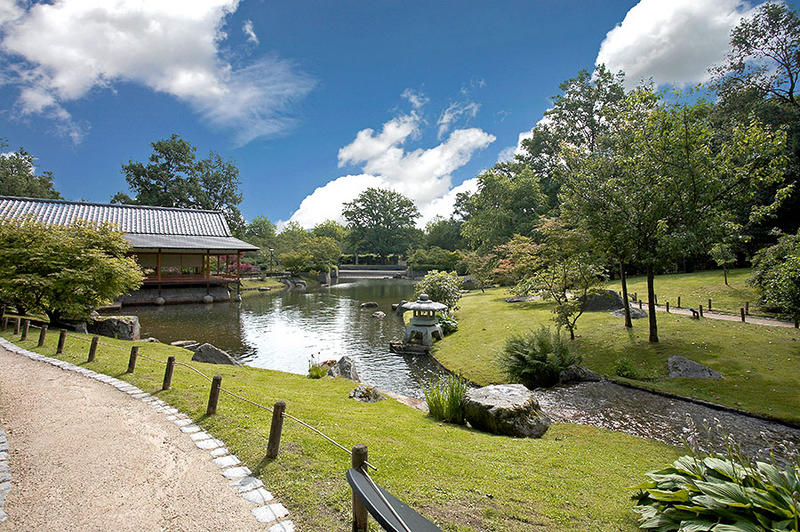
[0,0,772,227]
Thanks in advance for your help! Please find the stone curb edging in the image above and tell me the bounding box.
[0,426,9,523]
[0,337,295,531]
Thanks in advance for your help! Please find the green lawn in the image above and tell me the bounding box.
[0,327,677,531]
[435,287,800,424]
[605,268,768,316]
[240,276,286,291]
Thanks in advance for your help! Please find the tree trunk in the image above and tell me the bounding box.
[569,326,575,340]
[647,265,658,343]
[723,267,728,286]
[619,261,632,329]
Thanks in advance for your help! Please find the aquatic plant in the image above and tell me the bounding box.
[500,326,580,389]
[423,374,468,424]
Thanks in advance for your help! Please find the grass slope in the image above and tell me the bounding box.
[0,327,676,531]
[435,288,800,424]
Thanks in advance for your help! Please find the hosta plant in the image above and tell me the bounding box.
[633,453,800,531]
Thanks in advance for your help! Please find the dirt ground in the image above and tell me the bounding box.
[0,346,266,531]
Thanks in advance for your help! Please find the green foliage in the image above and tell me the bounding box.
[633,453,800,531]
[342,187,420,258]
[306,236,341,272]
[422,374,468,424]
[311,220,349,249]
[339,253,400,265]
[500,326,580,389]
[612,357,639,379]
[436,314,458,336]
[459,251,498,292]
[0,218,143,322]
[115,134,244,234]
[407,246,461,272]
[307,362,327,379]
[413,270,462,310]
[749,232,800,320]
[423,216,466,251]
[279,250,311,277]
[0,140,61,199]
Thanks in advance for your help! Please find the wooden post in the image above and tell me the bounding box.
[21,319,29,340]
[37,325,47,347]
[708,299,712,311]
[88,336,99,362]
[633,292,637,302]
[1,317,7,330]
[740,308,745,322]
[351,444,369,532]
[162,356,175,390]
[127,346,139,373]
[745,301,749,315]
[677,296,681,308]
[57,329,67,354]
[206,375,222,415]
[795,319,798,329]
[13,317,20,335]
[0,305,4,321]
[654,294,657,305]
[666,302,670,313]
[699,305,704,318]
[638,300,643,310]
[157,251,162,281]
[266,401,286,458]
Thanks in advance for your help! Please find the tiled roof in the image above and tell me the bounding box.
[125,234,258,252]
[0,196,231,236]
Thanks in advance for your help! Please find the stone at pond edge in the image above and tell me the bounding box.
[360,301,379,309]
[667,356,722,379]
[327,356,359,382]
[202,295,214,304]
[349,385,385,403]
[580,289,624,311]
[610,307,647,319]
[371,311,386,319]
[463,384,551,438]
[191,343,241,366]
[559,365,602,384]
[88,315,141,340]
[171,340,198,348]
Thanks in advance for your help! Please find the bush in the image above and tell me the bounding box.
[423,374,468,424]
[612,357,639,379]
[634,452,800,531]
[414,270,462,310]
[437,315,458,336]
[307,362,327,379]
[500,326,581,389]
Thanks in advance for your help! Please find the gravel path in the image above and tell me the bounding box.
[638,302,796,328]
[0,344,288,531]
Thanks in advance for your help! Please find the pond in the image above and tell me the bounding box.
[126,279,444,398]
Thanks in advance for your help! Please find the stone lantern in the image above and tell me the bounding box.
[402,293,448,347]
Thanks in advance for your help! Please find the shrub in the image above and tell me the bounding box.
[500,326,581,389]
[437,315,458,336]
[423,374,468,424]
[414,270,462,310]
[612,357,639,379]
[634,452,800,531]
[307,362,327,379]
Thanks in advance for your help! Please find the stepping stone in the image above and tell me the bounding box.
[162,408,179,415]
[251,503,289,523]
[131,393,150,400]
[222,466,251,480]
[212,455,240,468]
[0,472,10,484]
[0,462,8,473]
[190,432,211,442]
[230,476,263,493]
[0,451,7,460]
[268,521,295,532]
[195,438,224,450]
[180,425,201,434]
[172,418,193,427]
[241,487,273,505]
[209,447,229,458]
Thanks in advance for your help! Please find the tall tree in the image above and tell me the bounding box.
[342,188,419,259]
[0,140,61,199]
[114,134,244,234]
[424,216,466,251]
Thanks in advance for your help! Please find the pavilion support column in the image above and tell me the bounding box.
[157,250,162,281]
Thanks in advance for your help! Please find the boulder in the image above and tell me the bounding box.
[463,384,551,438]
[559,365,602,384]
[581,289,624,311]
[360,301,379,309]
[461,276,478,290]
[371,311,386,319]
[667,356,722,379]
[349,385,386,403]
[171,340,198,348]
[155,297,166,306]
[327,356,360,382]
[202,295,214,304]
[293,279,307,290]
[88,315,140,341]
[610,307,648,319]
[505,295,539,303]
[191,343,241,365]
[143,337,160,343]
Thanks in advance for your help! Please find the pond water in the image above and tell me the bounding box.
[127,279,444,398]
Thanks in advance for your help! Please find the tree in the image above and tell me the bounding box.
[0,140,61,199]
[243,216,277,249]
[342,188,419,259]
[306,236,341,272]
[710,242,737,285]
[424,216,466,250]
[279,250,311,277]
[275,221,310,256]
[460,251,498,293]
[749,231,800,322]
[0,218,143,324]
[115,134,244,234]
[312,220,349,249]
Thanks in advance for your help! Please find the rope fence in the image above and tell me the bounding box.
[0,317,382,528]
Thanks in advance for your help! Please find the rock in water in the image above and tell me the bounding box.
[463,384,551,438]
[559,365,602,384]
[360,301,379,309]
[191,343,241,365]
[327,356,360,382]
[349,385,385,403]
[581,289,624,311]
[667,356,722,379]
[610,307,648,319]
[88,315,141,341]
[371,311,386,319]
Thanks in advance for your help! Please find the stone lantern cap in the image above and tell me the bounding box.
[404,293,447,312]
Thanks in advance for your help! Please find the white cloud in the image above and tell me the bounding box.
[595,0,754,89]
[401,88,428,110]
[497,130,533,163]
[437,100,480,139]
[242,19,259,44]
[287,98,495,228]
[0,0,312,144]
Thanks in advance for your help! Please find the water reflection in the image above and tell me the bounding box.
[126,279,444,398]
